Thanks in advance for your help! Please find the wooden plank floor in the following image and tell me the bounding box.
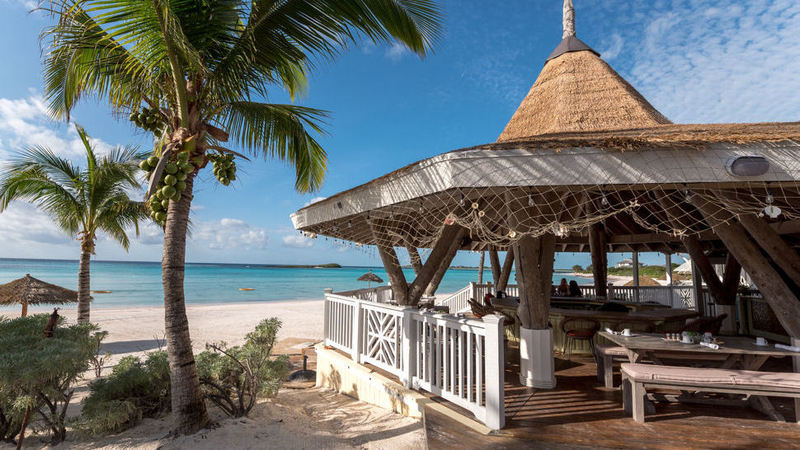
[427,353,800,449]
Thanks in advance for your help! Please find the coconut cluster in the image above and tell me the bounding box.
[129,107,163,134]
[209,153,236,186]
[140,152,198,226]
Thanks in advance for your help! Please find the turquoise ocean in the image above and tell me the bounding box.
[0,258,590,308]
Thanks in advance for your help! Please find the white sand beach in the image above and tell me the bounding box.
[10,299,326,363]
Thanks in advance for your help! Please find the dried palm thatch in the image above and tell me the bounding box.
[357,270,384,284]
[0,274,79,316]
[498,50,671,141]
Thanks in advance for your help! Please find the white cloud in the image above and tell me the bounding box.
[282,234,314,248]
[0,203,72,246]
[0,94,117,161]
[193,218,268,250]
[594,0,800,123]
[303,196,327,207]
[385,42,410,62]
[600,33,624,61]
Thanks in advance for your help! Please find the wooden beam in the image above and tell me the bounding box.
[424,232,463,296]
[489,250,501,286]
[589,223,608,298]
[683,235,728,305]
[371,221,408,304]
[721,252,742,306]
[477,251,485,284]
[407,225,466,305]
[739,214,800,284]
[694,200,800,338]
[497,251,515,292]
[515,234,556,329]
[406,246,423,275]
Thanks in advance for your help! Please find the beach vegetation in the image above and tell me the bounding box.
[0,314,100,445]
[88,330,111,378]
[0,124,148,323]
[196,318,289,418]
[42,0,442,434]
[77,351,171,436]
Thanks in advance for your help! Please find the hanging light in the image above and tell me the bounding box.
[348,220,352,228]
[601,190,610,206]
[459,193,466,207]
[684,190,692,203]
[365,214,371,225]
[419,200,424,213]
[527,193,535,207]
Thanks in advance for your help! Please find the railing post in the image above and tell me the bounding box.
[351,298,362,363]
[323,288,333,345]
[482,314,505,430]
[470,281,477,301]
[401,307,416,388]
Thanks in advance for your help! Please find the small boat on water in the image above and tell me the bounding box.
[239,288,255,291]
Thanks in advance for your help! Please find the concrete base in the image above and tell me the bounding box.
[315,344,425,419]
[716,304,737,335]
[519,327,557,389]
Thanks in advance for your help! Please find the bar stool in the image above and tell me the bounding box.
[561,318,600,360]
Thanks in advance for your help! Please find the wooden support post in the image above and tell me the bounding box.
[683,235,728,305]
[691,261,705,316]
[515,234,556,329]
[589,223,608,298]
[407,225,466,305]
[489,250,501,287]
[694,200,800,338]
[424,231,462,297]
[407,246,423,275]
[721,252,742,304]
[632,250,640,303]
[477,251,485,284]
[371,222,409,304]
[665,253,673,286]
[515,233,557,388]
[497,251,515,292]
[21,300,28,317]
[739,214,800,283]
[793,337,800,424]
[482,314,506,430]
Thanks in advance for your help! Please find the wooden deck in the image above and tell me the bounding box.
[426,352,800,449]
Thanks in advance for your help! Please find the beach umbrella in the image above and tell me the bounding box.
[0,274,79,317]
[357,270,384,288]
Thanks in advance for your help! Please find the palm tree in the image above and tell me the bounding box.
[0,124,147,323]
[41,0,442,434]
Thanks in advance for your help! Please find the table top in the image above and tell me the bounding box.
[599,331,799,357]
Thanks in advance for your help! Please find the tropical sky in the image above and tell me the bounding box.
[0,0,798,268]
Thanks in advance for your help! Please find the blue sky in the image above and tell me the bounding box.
[0,0,798,268]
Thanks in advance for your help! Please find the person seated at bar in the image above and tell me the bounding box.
[568,280,582,297]
[557,278,569,296]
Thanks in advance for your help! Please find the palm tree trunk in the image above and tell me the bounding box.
[76,244,92,323]
[162,173,209,435]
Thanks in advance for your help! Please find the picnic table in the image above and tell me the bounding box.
[600,331,800,421]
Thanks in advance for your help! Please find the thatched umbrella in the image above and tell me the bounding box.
[0,274,79,317]
[357,270,384,288]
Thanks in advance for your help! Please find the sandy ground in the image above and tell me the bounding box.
[8,299,326,366]
[1,300,427,449]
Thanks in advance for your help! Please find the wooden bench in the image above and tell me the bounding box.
[596,345,627,388]
[621,363,800,423]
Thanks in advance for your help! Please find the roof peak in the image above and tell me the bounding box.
[563,0,575,39]
[549,0,598,60]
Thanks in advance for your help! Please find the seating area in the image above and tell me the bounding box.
[621,363,800,424]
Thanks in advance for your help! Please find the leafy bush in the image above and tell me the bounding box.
[0,314,99,445]
[196,318,289,417]
[77,351,171,435]
[88,330,111,377]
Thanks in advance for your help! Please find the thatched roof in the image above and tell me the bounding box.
[357,271,384,283]
[498,49,671,141]
[0,274,79,306]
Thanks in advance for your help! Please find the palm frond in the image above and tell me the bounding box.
[220,101,328,192]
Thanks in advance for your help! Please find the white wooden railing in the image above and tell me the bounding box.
[323,291,505,430]
[438,283,697,312]
[333,285,394,303]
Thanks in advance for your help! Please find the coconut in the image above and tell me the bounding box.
[164,174,177,185]
[178,152,190,162]
[161,185,176,198]
[156,212,166,222]
[175,181,186,192]
[147,156,159,167]
[177,172,187,181]
[165,162,178,174]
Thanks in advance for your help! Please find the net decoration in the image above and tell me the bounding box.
[298,181,800,253]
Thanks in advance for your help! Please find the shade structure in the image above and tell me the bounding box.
[0,274,79,316]
[357,270,384,288]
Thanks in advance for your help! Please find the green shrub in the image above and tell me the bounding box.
[77,351,171,435]
[0,314,99,445]
[196,318,289,417]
